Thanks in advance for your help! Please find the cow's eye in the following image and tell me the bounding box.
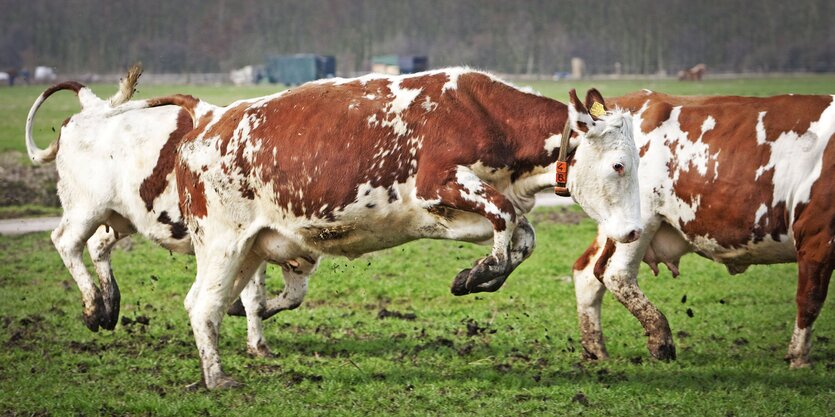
[613,163,625,175]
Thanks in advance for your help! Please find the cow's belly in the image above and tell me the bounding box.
[256,204,494,261]
[694,236,797,267]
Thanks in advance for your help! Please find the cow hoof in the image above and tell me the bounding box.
[100,281,121,331]
[649,342,676,361]
[247,343,275,358]
[98,310,119,331]
[469,275,508,293]
[227,299,247,316]
[581,345,609,361]
[190,375,244,391]
[465,256,508,290]
[785,353,811,369]
[451,269,472,296]
[211,375,243,390]
[81,296,107,332]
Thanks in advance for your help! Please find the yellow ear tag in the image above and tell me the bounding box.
[589,102,606,118]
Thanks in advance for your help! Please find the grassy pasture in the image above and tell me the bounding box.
[0,76,834,415]
[0,207,833,416]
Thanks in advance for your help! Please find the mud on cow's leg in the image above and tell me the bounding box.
[452,216,536,294]
[51,211,108,332]
[87,225,125,330]
[430,168,520,296]
[598,238,676,361]
[572,235,610,360]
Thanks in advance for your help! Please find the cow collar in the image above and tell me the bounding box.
[555,102,605,197]
[554,119,573,197]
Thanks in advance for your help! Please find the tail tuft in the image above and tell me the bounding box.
[108,63,143,106]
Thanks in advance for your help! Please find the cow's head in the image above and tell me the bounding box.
[565,89,642,243]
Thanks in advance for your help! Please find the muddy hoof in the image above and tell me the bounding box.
[785,353,811,369]
[247,343,276,358]
[468,275,508,293]
[581,345,609,361]
[98,311,119,331]
[211,375,244,390]
[227,299,246,316]
[465,255,509,289]
[451,269,471,296]
[81,296,107,332]
[649,343,677,361]
[99,281,121,331]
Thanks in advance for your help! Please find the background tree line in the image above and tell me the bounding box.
[1,0,832,75]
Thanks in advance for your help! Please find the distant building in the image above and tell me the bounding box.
[265,54,336,86]
[371,55,429,75]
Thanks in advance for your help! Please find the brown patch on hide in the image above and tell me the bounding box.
[139,110,193,210]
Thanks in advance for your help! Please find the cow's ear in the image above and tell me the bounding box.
[584,88,607,120]
[568,89,596,134]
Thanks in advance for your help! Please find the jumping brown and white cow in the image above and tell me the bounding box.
[573,90,835,367]
[115,68,643,388]
[24,70,291,357]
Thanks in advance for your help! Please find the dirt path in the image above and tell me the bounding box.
[0,194,574,236]
[0,216,61,236]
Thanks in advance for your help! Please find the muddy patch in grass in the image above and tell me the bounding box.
[0,152,60,208]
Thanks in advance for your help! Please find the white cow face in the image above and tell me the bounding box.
[566,90,642,243]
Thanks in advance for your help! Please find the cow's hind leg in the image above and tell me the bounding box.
[232,262,274,358]
[786,254,833,368]
[261,256,317,319]
[52,211,108,332]
[87,225,125,330]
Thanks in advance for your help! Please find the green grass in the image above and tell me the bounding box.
[0,207,832,416]
[0,204,62,219]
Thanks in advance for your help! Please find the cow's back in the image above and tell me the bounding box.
[176,69,567,258]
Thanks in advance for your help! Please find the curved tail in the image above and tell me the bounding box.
[25,81,85,164]
[25,65,145,165]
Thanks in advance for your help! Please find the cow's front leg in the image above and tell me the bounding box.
[51,211,107,332]
[87,225,125,331]
[572,233,610,360]
[454,216,536,294]
[599,238,675,361]
[187,236,257,390]
[425,167,519,295]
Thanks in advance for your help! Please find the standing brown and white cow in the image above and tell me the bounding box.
[117,68,643,389]
[573,90,835,367]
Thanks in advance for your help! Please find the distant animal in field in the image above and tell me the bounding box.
[678,64,706,81]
